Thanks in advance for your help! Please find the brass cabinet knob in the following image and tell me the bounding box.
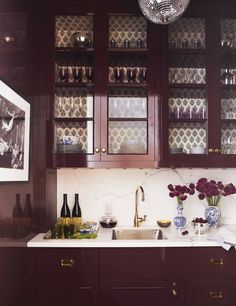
[94,147,100,153]
[210,291,223,299]
[60,259,75,268]
[208,148,214,153]
[210,258,223,267]
[101,147,106,153]
[172,289,178,296]
[214,148,221,153]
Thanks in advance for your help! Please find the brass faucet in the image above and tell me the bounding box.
[134,186,147,227]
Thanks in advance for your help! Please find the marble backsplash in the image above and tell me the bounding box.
[57,168,236,226]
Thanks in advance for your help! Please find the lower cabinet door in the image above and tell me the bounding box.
[186,278,236,306]
[103,280,180,306]
[37,286,97,306]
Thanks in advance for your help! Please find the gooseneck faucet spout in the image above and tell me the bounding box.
[134,186,147,227]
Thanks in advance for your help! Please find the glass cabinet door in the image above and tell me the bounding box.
[220,19,236,156]
[168,18,208,157]
[108,87,147,155]
[54,87,94,154]
[53,15,97,166]
[101,14,154,163]
[0,13,27,94]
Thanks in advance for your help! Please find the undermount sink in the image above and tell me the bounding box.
[112,228,164,240]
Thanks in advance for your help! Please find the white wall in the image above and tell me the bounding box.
[57,168,236,226]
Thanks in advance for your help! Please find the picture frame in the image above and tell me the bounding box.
[0,80,30,182]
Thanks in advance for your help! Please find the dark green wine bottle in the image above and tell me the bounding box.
[60,194,71,218]
[72,193,82,223]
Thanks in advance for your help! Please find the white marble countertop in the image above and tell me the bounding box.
[27,224,236,249]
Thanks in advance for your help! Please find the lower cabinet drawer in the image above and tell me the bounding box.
[102,279,180,306]
[166,247,236,274]
[36,248,98,280]
[186,278,236,306]
[100,248,166,277]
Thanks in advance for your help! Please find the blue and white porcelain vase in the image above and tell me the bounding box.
[204,205,221,228]
[173,203,186,230]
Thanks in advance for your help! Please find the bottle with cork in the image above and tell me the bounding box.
[72,193,82,225]
[60,193,71,225]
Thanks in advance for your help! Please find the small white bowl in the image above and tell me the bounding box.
[191,222,208,234]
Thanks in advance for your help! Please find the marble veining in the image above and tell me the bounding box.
[57,168,236,227]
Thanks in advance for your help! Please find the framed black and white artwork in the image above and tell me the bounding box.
[0,80,30,182]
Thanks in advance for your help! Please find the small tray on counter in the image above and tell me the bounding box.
[43,221,99,240]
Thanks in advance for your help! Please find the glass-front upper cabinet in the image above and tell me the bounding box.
[101,14,154,163]
[0,13,28,93]
[53,15,96,165]
[167,18,207,158]
[220,19,236,156]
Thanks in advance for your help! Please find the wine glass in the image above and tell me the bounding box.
[127,67,136,83]
[58,66,68,82]
[86,67,93,83]
[72,66,82,83]
[114,67,124,83]
[139,67,147,83]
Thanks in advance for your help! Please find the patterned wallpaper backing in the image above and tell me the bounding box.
[55,15,94,48]
[109,16,147,48]
[168,18,205,49]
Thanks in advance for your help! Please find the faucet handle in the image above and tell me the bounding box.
[137,214,147,227]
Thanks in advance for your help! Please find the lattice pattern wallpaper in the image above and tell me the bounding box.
[109,16,147,48]
[55,121,93,153]
[108,121,147,154]
[168,18,205,49]
[55,15,93,47]
[54,87,93,118]
[221,19,236,50]
[169,123,206,154]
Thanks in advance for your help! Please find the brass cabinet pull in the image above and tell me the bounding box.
[101,147,106,153]
[60,259,75,268]
[172,289,178,296]
[210,291,223,299]
[214,148,221,153]
[94,147,100,153]
[208,148,214,153]
[210,258,224,267]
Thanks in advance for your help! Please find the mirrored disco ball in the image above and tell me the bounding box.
[138,0,190,25]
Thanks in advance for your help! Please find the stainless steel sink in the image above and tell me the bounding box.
[112,228,164,240]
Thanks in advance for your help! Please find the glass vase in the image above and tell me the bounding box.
[204,205,221,228]
[173,203,186,230]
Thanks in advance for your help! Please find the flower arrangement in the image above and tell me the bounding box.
[196,178,236,206]
[167,183,195,204]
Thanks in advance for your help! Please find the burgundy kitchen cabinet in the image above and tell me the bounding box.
[38,0,236,169]
[102,279,179,306]
[99,248,181,306]
[186,278,236,306]
[0,247,28,306]
[29,246,236,306]
[159,0,236,167]
[31,248,99,306]
[166,247,236,306]
[41,0,157,168]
